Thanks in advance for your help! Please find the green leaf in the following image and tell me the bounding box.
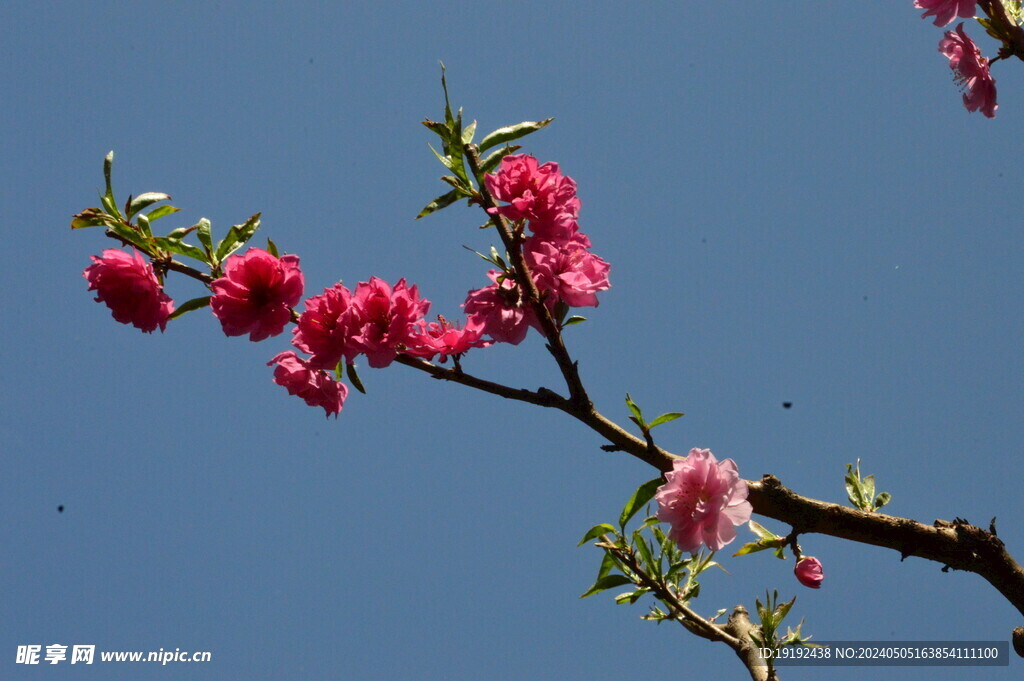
[633,531,659,577]
[146,204,180,222]
[648,412,684,429]
[479,118,554,153]
[104,222,148,250]
[439,175,472,195]
[127,192,172,219]
[874,492,891,510]
[479,144,522,175]
[775,596,796,623]
[580,574,632,599]
[266,238,279,257]
[195,218,213,254]
[624,393,645,428]
[166,226,198,240]
[214,213,261,262]
[102,151,122,219]
[167,295,211,320]
[578,523,616,546]
[619,478,662,530]
[421,119,449,139]
[416,189,463,219]
[595,551,616,583]
[347,363,366,394]
[428,144,459,173]
[135,213,153,238]
[152,236,207,263]
[564,315,587,326]
[733,542,774,557]
[748,520,776,541]
[862,474,876,503]
[71,208,111,230]
[461,120,477,145]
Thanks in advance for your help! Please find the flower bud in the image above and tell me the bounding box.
[794,556,824,589]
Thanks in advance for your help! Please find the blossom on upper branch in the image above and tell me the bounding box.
[463,270,541,345]
[485,154,580,239]
[210,248,304,342]
[525,234,611,309]
[655,448,753,553]
[939,23,997,117]
[83,249,175,333]
[915,0,976,27]
[268,351,347,418]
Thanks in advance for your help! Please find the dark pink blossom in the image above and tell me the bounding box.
[524,234,611,308]
[485,154,580,239]
[210,248,304,342]
[268,351,347,418]
[939,23,997,117]
[915,0,976,27]
[655,448,752,554]
[463,270,539,345]
[794,556,824,589]
[292,283,362,369]
[409,316,492,361]
[348,277,430,368]
[83,249,174,333]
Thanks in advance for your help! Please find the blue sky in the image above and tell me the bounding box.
[2,2,1022,679]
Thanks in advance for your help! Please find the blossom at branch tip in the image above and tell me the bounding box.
[939,23,997,117]
[408,315,492,362]
[485,154,581,240]
[463,270,541,345]
[524,233,611,308]
[83,249,175,333]
[210,248,304,342]
[794,556,825,589]
[268,351,347,418]
[915,0,977,27]
[655,448,753,553]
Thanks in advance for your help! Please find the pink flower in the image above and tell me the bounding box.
[939,23,997,117]
[524,234,611,308]
[915,0,976,27]
[463,270,540,345]
[408,315,492,362]
[268,351,348,417]
[794,556,824,589]
[655,448,753,553]
[348,277,430,368]
[485,154,580,239]
[210,248,304,342]
[292,283,362,370]
[83,249,175,333]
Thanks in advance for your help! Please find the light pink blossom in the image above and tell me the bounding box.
[485,154,580,239]
[348,277,430,368]
[268,351,348,418]
[292,283,362,370]
[463,270,540,345]
[524,234,611,308]
[655,448,752,553]
[210,248,304,342]
[83,249,174,333]
[939,23,997,117]
[408,316,492,362]
[794,556,824,589]
[915,0,976,27]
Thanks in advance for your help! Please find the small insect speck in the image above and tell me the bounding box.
[57,505,64,513]
[863,296,868,301]
[782,402,792,409]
